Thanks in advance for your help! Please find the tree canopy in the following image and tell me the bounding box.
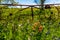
[0,0,16,4]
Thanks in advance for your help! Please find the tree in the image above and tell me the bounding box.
[4,0,16,4]
[0,0,4,4]
[40,0,45,10]
[0,0,1,4]
[0,0,16,4]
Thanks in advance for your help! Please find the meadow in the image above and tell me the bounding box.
[0,6,60,40]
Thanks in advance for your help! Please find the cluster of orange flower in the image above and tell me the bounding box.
[32,22,43,32]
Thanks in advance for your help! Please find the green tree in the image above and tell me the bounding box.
[0,0,4,4]
[4,0,16,4]
[40,0,45,10]
[0,0,1,4]
[0,0,17,4]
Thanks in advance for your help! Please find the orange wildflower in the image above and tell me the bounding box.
[33,22,40,27]
[38,25,43,32]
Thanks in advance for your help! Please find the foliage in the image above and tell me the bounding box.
[40,0,45,10]
[0,6,60,40]
[0,0,17,4]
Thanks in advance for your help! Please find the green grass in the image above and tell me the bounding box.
[0,6,60,40]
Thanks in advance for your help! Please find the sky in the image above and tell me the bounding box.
[15,0,36,5]
[9,0,60,8]
[15,0,60,5]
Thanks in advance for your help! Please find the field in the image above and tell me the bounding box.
[0,6,60,40]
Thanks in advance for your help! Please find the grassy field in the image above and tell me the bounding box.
[0,6,60,40]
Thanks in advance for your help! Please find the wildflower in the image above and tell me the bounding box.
[33,22,40,27]
[32,22,40,30]
[19,24,22,27]
[38,25,43,32]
